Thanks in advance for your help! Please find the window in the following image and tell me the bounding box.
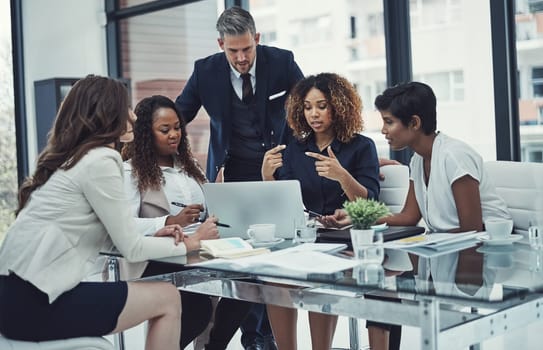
[120,0,156,8]
[533,67,543,97]
[529,150,543,162]
[260,31,277,44]
[0,0,16,237]
[119,0,218,167]
[410,0,462,29]
[250,0,276,8]
[411,1,495,160]
[367,13,384,37]
[516,3,543,162]
[350,47,358,61]
[414,71,464,102]
[350,16,357,39]
[289,16,332,47]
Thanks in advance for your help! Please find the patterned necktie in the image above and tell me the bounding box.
[241,73,253,104]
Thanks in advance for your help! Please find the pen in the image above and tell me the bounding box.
[171,201,204,211]
[199,219,230,228]
[171,202,230,228]
[304,208,323,218]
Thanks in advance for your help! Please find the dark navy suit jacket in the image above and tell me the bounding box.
[175,45,304,181]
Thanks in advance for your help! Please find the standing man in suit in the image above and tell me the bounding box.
[175,6,304,350]
[176,6,303,183]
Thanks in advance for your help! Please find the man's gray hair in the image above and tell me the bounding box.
[216,6,256,39]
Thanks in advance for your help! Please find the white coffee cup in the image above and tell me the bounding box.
[485,218,514,240]
[247,224,276,242]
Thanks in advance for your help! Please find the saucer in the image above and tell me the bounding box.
[477,235,522,246]
[371,223,388,232]
[246,238,284,248]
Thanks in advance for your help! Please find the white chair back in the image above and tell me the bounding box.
[378,164,410,213]
[484,161,543,237]
[0,334,113,350]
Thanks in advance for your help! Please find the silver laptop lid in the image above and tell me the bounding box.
[203,180,306,239]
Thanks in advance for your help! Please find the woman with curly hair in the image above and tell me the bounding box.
[263,72,380,219]
[261,73,380,349]
[123,95,251,350]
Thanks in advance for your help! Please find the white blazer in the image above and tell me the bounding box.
[0,147,187,302]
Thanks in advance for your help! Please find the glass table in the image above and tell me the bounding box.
[133,238,543,350]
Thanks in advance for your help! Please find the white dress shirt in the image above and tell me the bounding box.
[409,132,510,292]
[229,57,256,100]
[410,132,511,232]
[123,160,205,236]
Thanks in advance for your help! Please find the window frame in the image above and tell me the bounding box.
[9,0,526,187]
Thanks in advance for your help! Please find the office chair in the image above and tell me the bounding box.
[484,161,543,238]
[0,334,114,350]
[341,164,410,350]
[484,161,543,288]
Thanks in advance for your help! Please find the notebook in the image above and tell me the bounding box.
[202,180,306,239]
[317,226,426,248]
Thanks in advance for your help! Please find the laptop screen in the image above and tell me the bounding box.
[203,180,306,239]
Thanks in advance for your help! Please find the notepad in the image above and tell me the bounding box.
[200,238,270,259]
[384,231,484,258]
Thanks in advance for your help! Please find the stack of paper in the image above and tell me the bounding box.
[384,231,484,258]
[194,243,354,279]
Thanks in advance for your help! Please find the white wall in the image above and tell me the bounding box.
[23,0,107,170]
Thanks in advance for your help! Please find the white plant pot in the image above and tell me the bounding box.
[350,229,375,245]
[350,228,384,264]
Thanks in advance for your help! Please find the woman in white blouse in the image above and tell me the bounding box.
[123,95,251,350]
[0,75,186,349]
[324,82,511,350]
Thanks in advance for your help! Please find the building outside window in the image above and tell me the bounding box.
[410,0,496,159]
[288,15,332,48]
[113,0,541,164]
[367,12,384,37]
[516,0,543,162]
[350,15,357,39]
[410,0,462,29]
[0,1,16,238]
[260,30,277,44]
[533,67,543,98]
[118,0,218,167]
[413,70,464,102]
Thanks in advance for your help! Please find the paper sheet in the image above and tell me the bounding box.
[193,243,354,277]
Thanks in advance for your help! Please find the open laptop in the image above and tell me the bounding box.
[202,180,306,239]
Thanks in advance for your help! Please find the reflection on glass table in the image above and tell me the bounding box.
[133,236,543,350]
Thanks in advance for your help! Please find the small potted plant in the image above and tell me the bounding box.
[343,198,390,263]
[343,198,390,230]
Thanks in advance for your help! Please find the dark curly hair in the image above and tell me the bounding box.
[286,72,363,143]
[124,95,206,192]
[17,75,129,214]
